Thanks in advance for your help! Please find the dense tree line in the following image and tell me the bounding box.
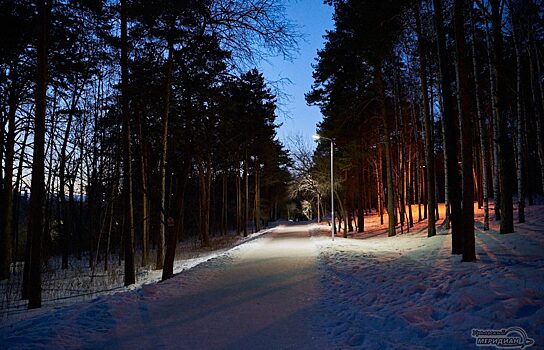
[0,0,295,308]
[305,0,543,259]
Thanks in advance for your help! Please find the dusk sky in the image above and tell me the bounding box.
[258,0,334,148]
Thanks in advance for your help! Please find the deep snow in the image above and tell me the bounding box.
[1,203,543,349]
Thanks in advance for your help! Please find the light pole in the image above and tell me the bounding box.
[313,134,335,241]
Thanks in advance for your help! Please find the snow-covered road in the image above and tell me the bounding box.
[1,224,331,350]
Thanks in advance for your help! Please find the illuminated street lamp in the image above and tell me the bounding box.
[312,134,335,241]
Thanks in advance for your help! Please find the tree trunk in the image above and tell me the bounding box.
[254,159,261,232]
[438,84,450,228]
[137,111,149,266]
[60,84,85,267]
[407,141,414,228]
[157,39,174,270]
[42,88,58,258]
[532,29,544,164]
[105,152,120,272]
[357,156,364,232]
[13,128,29,275]
[376,151,384,225]
[430,83,440,222]
[0,84,17,280]
[527,28,544,194]
[27,0,50,309]
[454,0,475,261]
[78,126,86,265]
[433,0,462,254]
[236,165,241,235]
[317,193,322,224]
[162,163,189,281]
[334,190,347,238]
[401,110,409,227]
[376,67,395,237]
[120,0,135,286]
[348,209,354,232]
[509,3,525,223]
[484,23,502,221]
[198,160,212,247]
[68,181,77,261]
[221,171,227,235]
[415,7,436,237]
[411,103,423,223]
[471,12,490,230]
[395,73,407,231]
[490,0,514,234]
[59,104,74,269]
[161,222,176,281]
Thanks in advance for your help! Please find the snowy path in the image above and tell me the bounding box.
[0,224,331,350]
[2,205,543,350]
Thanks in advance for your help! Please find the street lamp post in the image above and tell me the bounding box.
[313,134,335,241]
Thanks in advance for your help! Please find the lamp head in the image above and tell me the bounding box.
[312,134,321,140]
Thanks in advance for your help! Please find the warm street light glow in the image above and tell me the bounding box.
[312,134,321,140]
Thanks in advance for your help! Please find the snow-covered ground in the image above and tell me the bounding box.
[1,203,542,349]
[0,224,278,322]
[0,223,329,349]
[316,203,544,349]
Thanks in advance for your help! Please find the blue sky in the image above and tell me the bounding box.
[258,0,334,149]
